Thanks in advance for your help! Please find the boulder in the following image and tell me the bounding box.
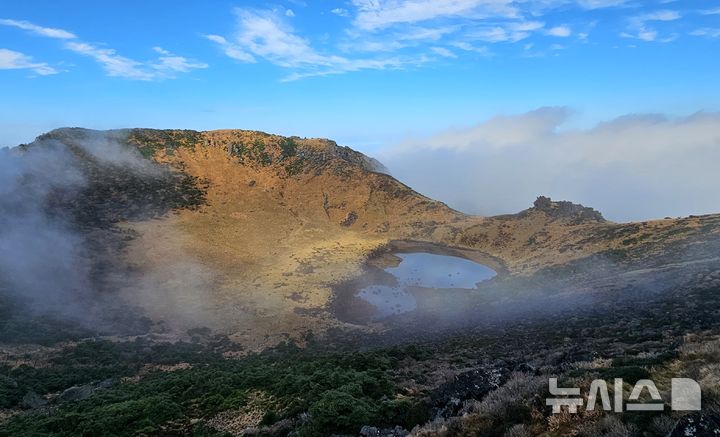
[430,368,505,419]
[57,384,95,403]
[20,391,48,409]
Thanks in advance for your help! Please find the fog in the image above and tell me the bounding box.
[0,131,214,335]
[380,108,720,222]
[0,142,92,320]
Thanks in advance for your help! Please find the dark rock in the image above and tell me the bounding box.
[58,384,95,403]
[248,180,256,187]
[57,379,114,404]
[531,196,605,223]
[534,196,553,210]
[430,368,505,419]
[240,418,294,436]
[97,378,115,389]
[359,425,408,437]
[340,211,358,227]
[389,426,409,437]
[360,426,381,437]
[513,363,537,374]
[21,391,48,409]
[668,412,720,437]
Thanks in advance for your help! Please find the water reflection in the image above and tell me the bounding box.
[357,253,496,318]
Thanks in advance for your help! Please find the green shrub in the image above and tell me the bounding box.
[0,341,420,436]
[301,390,377,436]
[280,138,298,157]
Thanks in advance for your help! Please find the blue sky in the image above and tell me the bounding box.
[2,1,720,220]
[1,1,718,149]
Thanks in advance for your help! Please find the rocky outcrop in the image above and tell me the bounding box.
[20,391,48,409]
[56,378,114,403]
[429,368,506,420]
[531,196,605,223]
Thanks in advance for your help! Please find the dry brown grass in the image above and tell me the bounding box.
[205,390,278,436]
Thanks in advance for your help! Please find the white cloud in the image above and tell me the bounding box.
[351,0,519,32]
[0,48,57,75]
[450,41,492,55]
[382,109,720,221]
[2,18,205,80]
[620,29,658,42]
[65,42,206,80]
[340,25,459,53]
[347,0,630,32]
[399,25,459,41]
[331,8,350,17]
[64,42,153,80]
[281,55,428,81]
[229,8,336,68]
[208,1,638,79]
[339,39,406,52]
[205,34,256,62]
[151,46,208,73]
[700,7,720,16]
[633,10,681,22]
[0,18,76,39]
[547,25,572,37]
[208,8,432,80]
[621,10,680,42]
[690,28,720,38]
[576,0,628,9]
[469,21,544,42]
[285,9,295,17]
[430,46,456,57]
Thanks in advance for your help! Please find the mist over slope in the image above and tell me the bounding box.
[0,129,206,340]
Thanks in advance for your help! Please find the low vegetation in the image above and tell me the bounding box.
[0,339,433,436]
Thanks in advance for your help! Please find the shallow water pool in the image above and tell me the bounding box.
[356,252,497,318]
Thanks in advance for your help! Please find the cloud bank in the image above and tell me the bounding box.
[380,108,720,222]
